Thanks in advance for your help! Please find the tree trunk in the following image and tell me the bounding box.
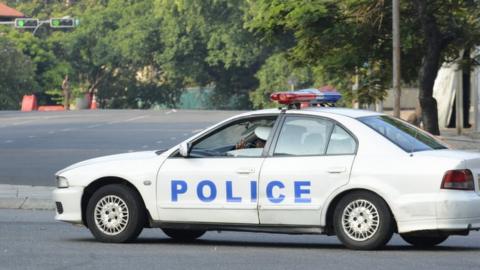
[462,47,471,128]
[62,75,70,111]
[414,0,443,135]
[418,46,441,135]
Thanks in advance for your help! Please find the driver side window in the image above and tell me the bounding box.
[190,116,277,158]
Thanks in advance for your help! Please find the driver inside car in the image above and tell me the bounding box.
[235,126,271,150]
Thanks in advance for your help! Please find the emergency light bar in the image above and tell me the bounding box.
[270,88,341,107]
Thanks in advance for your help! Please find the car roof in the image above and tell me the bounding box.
[246,107,383,119]
[302,107,383,118]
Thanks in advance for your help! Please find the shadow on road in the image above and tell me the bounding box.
[65,237,480,252]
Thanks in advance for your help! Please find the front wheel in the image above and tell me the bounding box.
[333,191,394,250]
[162,228,206,241]
[400,234,449,248]
[86,184,146,243]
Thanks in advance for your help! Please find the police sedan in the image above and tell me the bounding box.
[53,90,480,250]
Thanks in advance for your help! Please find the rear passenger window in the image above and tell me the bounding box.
[326,125,356,155]
[274,116,334,156]
[273,116,357,156]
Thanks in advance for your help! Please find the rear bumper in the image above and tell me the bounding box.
[396,191,480,233]
[52,187,84,224]
[435,217,480,231]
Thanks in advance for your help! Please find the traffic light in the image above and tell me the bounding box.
[14,18,39,29]
[50,18,78,28]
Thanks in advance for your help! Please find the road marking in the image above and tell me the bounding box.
[28,135,36,139]
[192,129,203,133]
[156,140,163,144]
[108,115,148,125]
[12,120,33,126]
[87,124,102,128]
[4,140,13,143]
[142,145,149,149]
[124,115,149,122]
[60,128,74,132]
[0,120,33,128]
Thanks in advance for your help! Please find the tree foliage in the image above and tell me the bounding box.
[1,0,480,135]
[0,37,37,109]
[154,0,270,109]
[250,53,321,108]
[246,0,480,134]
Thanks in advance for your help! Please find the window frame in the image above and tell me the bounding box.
[267,114,359,157]
[169,113,282,159]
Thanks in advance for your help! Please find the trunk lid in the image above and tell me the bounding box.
[415,149,480,194]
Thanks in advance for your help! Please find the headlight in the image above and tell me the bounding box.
[56,176,69,188]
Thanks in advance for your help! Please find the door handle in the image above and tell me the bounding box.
[327,166,346,174]
[236,168,255,174]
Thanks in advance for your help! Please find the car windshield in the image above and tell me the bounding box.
[359,115,448,152]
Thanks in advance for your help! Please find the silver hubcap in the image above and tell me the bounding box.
[342,199,380,241]
[94,195,129,235]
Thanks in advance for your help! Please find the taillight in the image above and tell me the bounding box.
[441,169,474,190]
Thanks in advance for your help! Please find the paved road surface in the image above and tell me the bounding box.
[0,110,239,186]
[1,109,479,186]
[0,209,479,270]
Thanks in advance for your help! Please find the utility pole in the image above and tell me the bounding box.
[392,0,401,118]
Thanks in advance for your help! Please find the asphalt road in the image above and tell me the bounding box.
[0,209,479,270]
[1,109,479,186]
[0,110,239,186]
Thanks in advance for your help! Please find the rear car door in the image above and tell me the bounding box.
[258,114,357,225]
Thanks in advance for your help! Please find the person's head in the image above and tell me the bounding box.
[254,126,271,148]
[255,140,266,148]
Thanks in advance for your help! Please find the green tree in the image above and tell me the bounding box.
[5,0,77,105]
[61,0,184,108]
[246,0,480,134]
[6,0,183,108]
[5,30,73,103]
[412,0,480,134]
[0,37,37,109]
[250,53,320,109]
[155,0,270,109]
[246,1,398,108]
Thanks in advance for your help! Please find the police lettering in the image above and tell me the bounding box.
[171,180,311,204]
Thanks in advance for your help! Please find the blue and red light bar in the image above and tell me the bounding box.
[270,88,341,106]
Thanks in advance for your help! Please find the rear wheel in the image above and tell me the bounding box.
[400,234,449,248]
[86,184,146,243]
[162,228,206,241]
[333,191,394,250]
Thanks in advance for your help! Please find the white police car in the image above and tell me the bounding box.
[53,89,480,250]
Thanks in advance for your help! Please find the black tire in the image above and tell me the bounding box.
[86,184,146,243]
[162,228,206,241]
[333,191,394,250]
[400,234,449,248]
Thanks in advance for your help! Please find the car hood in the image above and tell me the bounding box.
[56,150,164,175]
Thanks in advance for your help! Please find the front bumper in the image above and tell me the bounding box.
[396,191,480,233]
[52,187,84,224]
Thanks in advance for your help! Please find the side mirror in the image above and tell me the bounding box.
[179,142,191,157]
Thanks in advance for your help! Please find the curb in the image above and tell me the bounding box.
[0,184,55,210]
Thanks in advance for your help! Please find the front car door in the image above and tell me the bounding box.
[156,114,279,224]
[258,114,357,225]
